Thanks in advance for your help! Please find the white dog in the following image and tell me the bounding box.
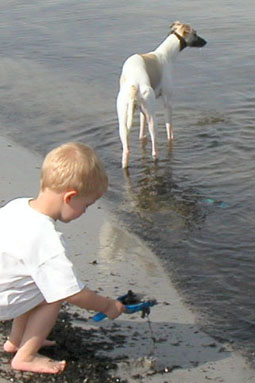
[117,21,207,168]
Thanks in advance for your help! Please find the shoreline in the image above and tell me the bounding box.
[0,136,254,382]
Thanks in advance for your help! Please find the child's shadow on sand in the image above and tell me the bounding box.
[78,315,232,378]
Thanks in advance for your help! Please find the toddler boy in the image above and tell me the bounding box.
[0,142,124,374]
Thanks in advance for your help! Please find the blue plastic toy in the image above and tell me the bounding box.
[92,290,157,322]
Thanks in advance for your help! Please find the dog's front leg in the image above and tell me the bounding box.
[163,94,173,140]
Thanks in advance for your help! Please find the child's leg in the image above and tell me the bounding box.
[11,301,66,374]
[4,311,30,352]
[4,312,56,353]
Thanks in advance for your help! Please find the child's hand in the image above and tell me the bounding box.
[104,298,125,319]
[66,288,125,319]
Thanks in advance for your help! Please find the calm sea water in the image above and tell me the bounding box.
[0,0,255,362]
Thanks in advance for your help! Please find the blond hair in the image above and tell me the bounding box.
[40,142,108,196]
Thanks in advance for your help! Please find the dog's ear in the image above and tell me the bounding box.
[180,23,193,36]
[169,21,182,32]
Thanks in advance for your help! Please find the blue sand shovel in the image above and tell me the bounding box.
[92,291,157,322]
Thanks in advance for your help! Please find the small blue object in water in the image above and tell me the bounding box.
[203,198,229,208]
[204,198,215,205]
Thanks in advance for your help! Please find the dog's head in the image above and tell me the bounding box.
[170,21,207,49]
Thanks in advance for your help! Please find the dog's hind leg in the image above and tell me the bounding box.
[117,93,130,168]
[147,113,158,160]
[119,122,130,168]
[139,111,147,140]
[119,121,130,168]
[141,88,158,160]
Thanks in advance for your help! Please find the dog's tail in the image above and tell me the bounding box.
[126,85,137,130]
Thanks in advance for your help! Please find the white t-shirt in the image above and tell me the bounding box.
[0,198,85,320]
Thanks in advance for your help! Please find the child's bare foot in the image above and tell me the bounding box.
[4,339,56,353]
[11,353,66,374]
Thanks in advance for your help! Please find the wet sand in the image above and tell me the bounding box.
[0,136,254,383]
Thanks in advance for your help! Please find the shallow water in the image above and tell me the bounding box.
[0,0,255,361]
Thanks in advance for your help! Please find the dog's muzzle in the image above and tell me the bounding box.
[187,33,207,48]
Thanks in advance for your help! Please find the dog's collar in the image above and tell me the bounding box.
[171,31,187,51]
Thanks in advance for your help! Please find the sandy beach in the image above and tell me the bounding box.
[0,136,254,383]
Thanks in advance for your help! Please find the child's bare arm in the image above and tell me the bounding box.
[65,288,125,319]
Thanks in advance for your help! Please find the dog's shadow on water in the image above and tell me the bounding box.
[119,144,207,239]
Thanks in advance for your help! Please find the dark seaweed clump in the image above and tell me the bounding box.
[0,306,128,383]
[119,290,140,305]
